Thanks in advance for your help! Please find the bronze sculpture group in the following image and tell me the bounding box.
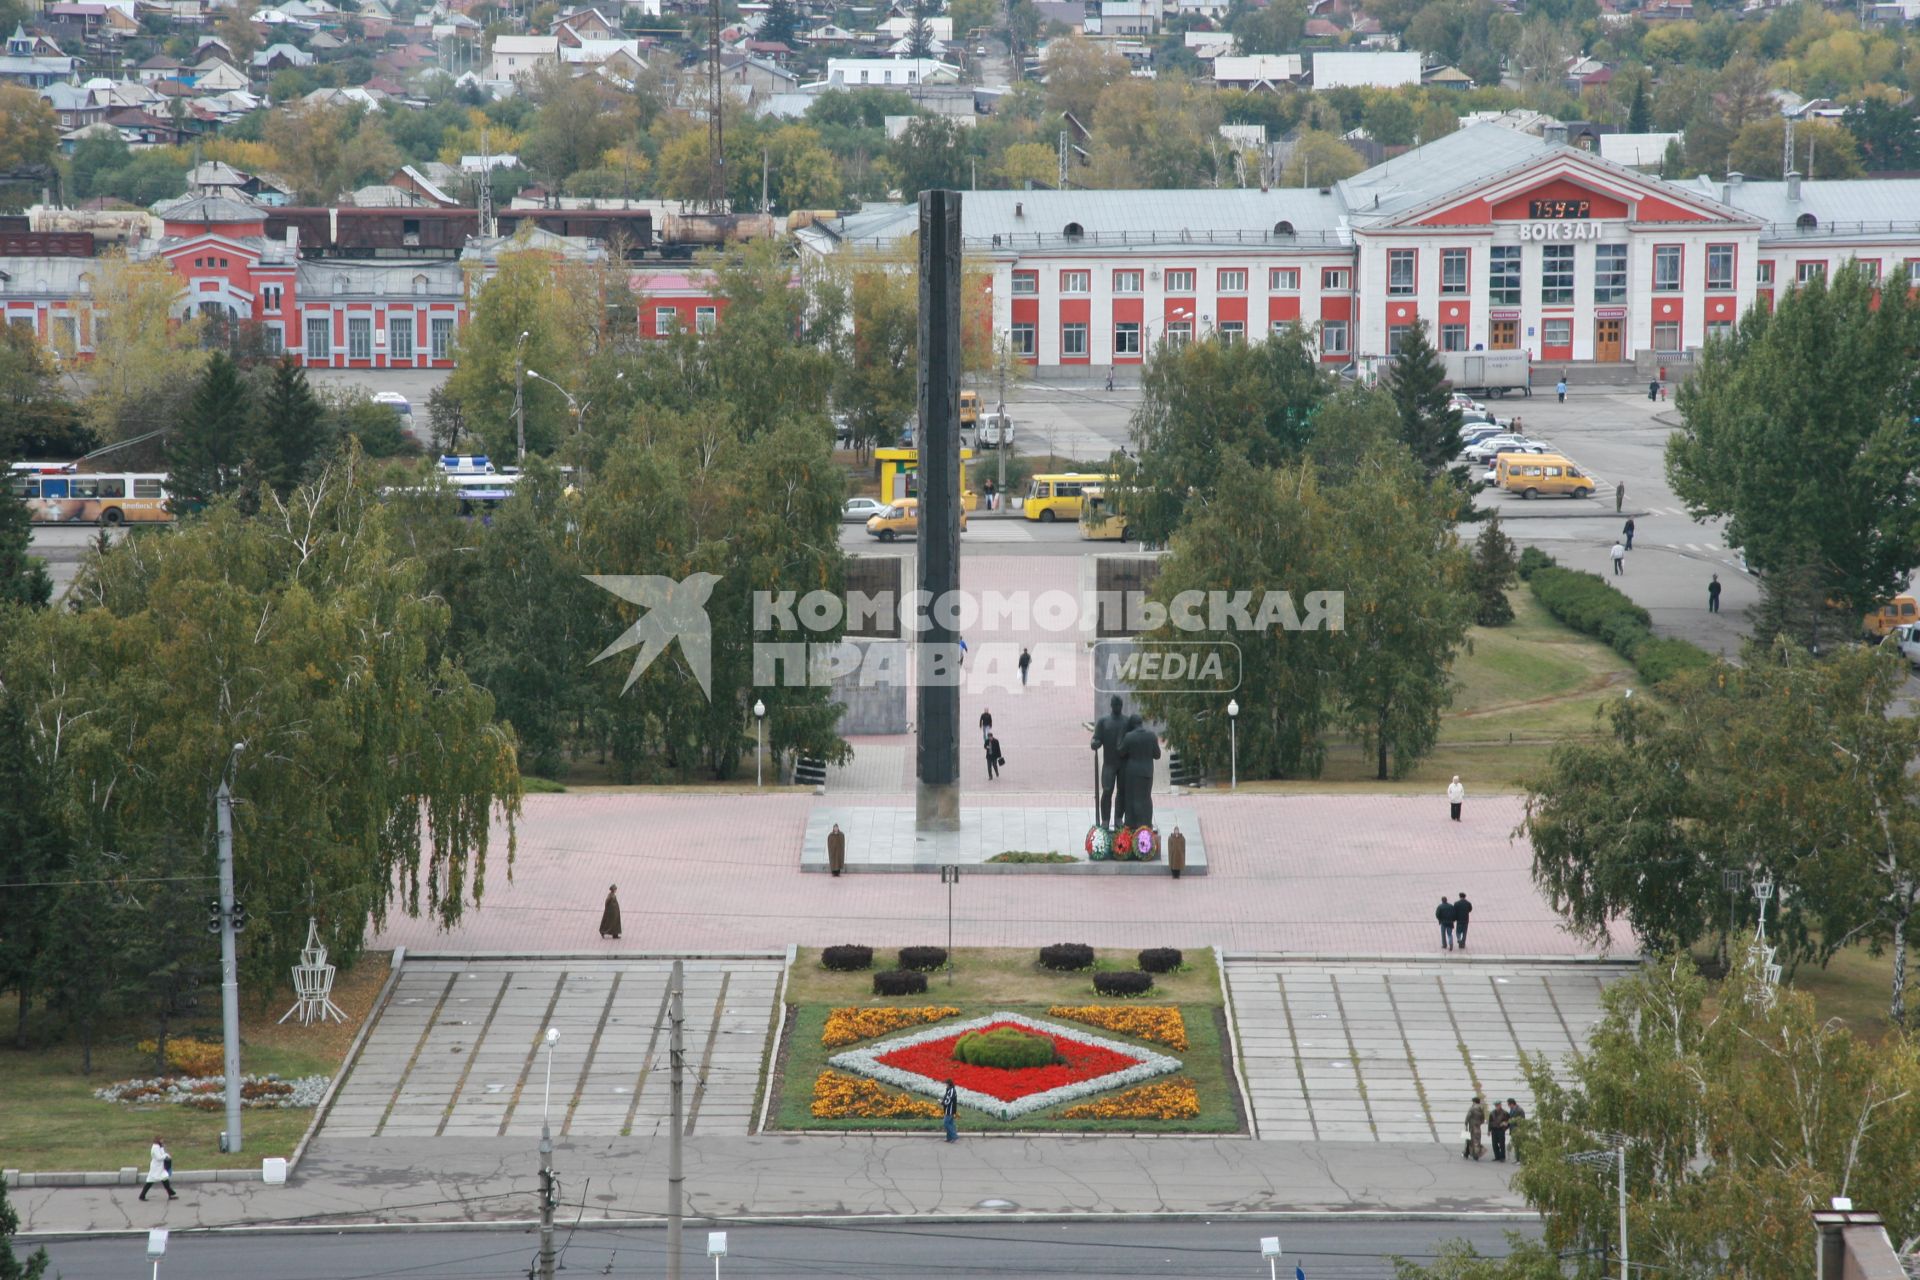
[1088,695,1162,860]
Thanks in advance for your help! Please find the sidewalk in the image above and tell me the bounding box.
[16,1133,1531,1235]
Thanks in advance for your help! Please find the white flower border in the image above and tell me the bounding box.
[827,1010,1183,1120]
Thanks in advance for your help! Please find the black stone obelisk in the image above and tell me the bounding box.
[915,188,962,831]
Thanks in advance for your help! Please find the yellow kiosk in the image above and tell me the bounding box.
[874,447,980,511]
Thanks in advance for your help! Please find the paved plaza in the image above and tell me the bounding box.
[321,957,782,1140]
[1226,958,1633,1143]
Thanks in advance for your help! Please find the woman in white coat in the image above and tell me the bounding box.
[1447,776,1465,822]
[140,1136,176,1201]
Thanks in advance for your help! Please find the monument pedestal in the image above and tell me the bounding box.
[915,781,960,831]
[801,807,1208,875]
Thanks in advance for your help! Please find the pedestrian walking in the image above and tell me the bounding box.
[1489,1101,1510,1162]
[958,636,968,665]
[1018,647,1031,685]
[984,477,996,510]
[979,708,993,746]
[598,885,622,941]
[941,1079,959,1142]
[984,732,1002,781]
[1436,896,1456,951]
[139,1137,176,1201]
[1556,378,1568,403]
[1615,481,1626,514]
[1505,1098,1526,1164]
[1648,379,1661,401]
[1105,367,1115,392]
[1623,518,1635,550]
[1453,891,1473,949]
[1447,775,1464,822]
[1707,574,1721,614]
[1610,541,1626,575]
[1463,1097,1487,1160]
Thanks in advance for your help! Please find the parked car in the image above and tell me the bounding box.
[843,496,888,523]
[866,497,969,541]
[1463,435,1537,463]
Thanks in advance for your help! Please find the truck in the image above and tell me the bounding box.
[1441,351,1533,398]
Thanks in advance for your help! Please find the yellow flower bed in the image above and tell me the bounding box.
[135,1037,225,1077]
[1060,1077,1201,1120]
[1046,1005,1188,1050]
[821,1005,959,1048]
[811,1071,942,1119]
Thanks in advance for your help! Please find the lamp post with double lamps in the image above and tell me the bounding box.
[1564,1135,1628,1280]
[537,1027,560,1280]
[753,699,767,788]
[527,368,622,436]
[1227,698,1239,791]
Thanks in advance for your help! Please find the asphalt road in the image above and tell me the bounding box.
[33,1219,1541,1280]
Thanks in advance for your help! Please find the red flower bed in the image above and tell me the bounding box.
[874,1021,1141,1102]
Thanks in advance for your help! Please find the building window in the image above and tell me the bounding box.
[430,316,454,360]
[389,314,413,360]
[1165,320,1193,346]
[1387,324,1414,355]
[1705,319,1733,341]
[655,306,678,334]
[1542,318,1571,348]
[1060,270,1090,294]
[1061,322,1088,357]
[1798,261,1826,284]
[1269,267,1299,291]
[1653,245,1682,292]
[1218,320,1244,344]
[1541,245,1574,305]
[1011,270,1037,295]
[695,306,717,333]
[1652,320,1681,352]
[1114,321,1141,355]
[1218,269,1247,293]
[1321,267,1350,291]
[1706,244,1735,291]
[1113,269,1142,293]
[1858,258,1881,281]
[333,276,349,295]
[305,316,331,358]
[1387,249,1415,295]
[1319,319,1348,354]
[1165,269,1195,292]
[260,284,282,310]
[1440,323,1467,352]
[1757,261,1775,286]
[1488,246,1521,305]
[413,274,429,297]
[1011,322,1036,357]
[1489,318,1518,349]
[264,323,284,354]
[1440,249,1468,294]
[347,316,371,360]
[1594,244,1627,303]
[52,315,77,350]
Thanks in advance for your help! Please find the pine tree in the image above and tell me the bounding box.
[0,468,50,608]
[1467,512,1518,626]
[759,0,799,47]
[906,2,933,58]
[1628,77,1651,133]
[1385,320,1465,482]
[167,351,254,512]
[253,357,328,498]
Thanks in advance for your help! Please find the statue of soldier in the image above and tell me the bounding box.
[1091,694,1128,827]
[1118,713,1162,830]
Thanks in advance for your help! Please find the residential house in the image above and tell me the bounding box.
[555,6,620,38]
[193,58,250,90]
[1309,49,1421,89]
[818,55,958,87]
[1597,131,1680,171]
[487,34,558,81]
[1,26,83,87]
[1211,53,1303,91]
[388,163,462,207]
[133,53,189,84]
[251,42,316,72]
[1421,64,1474,89]
[38,82,109,130]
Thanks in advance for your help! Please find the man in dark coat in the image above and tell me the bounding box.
[1091,695,1128,826]
[598,885,622,940]
[1436,896,1455,950]
[1118,714,1161,829]
[1453,891,1473,949]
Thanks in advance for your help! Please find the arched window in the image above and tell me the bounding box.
[412,273,429,296]
[1062,221,1084,241]
[1273,220,1295,237]
[1795,212,1817,230]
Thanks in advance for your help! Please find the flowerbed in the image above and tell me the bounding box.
[1059,1077,1200,1120]
[1048,1005,1189,1051]
[811,1071,942,1119]
[821,1006,960,1048]
[828,1011,1182,1120]
[94,1074,330,1110]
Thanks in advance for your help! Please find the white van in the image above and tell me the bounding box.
[977,411,1015,449]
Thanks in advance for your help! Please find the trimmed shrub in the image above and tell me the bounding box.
[1137,948,1183,974]
[898,946,948,972]
[953,1027,1058,1068]
[1517,545,1555,581]
[822,944,874,972]
[1039,942,1095,972]
[1527,560,1715,689]
[872,969,929,996]
[1093,971,1155,997]
[1637,636,1717,683]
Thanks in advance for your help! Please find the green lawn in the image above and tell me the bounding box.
[0,957,387,1173]
[1786,946,1906,1043]
[771,947,1242,1134]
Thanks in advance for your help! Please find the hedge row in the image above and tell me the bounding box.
[1526,556,1715,686]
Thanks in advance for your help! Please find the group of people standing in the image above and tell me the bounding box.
[1463,1095,1524,1162]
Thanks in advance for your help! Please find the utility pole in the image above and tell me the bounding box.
[1615,1134,1628,1280]
[216,748,244,1155]
[668,960,685,1280]
[538,1027,559,1280]
[512,329,529,465]
[996,352,1007,499]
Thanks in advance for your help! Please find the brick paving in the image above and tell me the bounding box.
[1225,958,1634,1143]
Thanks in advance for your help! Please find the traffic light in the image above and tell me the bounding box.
[230,900,247,933]
[207,899,223,934]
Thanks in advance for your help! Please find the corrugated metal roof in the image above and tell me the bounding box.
[1338,123,1551,223]
[1698,177,1920,235]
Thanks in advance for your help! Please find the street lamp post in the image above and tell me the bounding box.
[753,699,766,788]
[1260,1235,1281,1280]
[1564,1137,1628,1280]
[1227,698,1239,791]
[538,1027,560,1280]
[512,330,530,465]
[528,368,622,436]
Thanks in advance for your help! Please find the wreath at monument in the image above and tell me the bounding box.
[1085,825,1114,861]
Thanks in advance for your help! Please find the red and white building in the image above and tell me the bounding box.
[799,122,1920,370]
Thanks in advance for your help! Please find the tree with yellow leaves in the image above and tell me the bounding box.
[74,254,206,443]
